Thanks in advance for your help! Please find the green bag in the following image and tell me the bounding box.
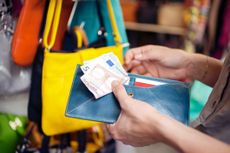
[189,81,213,121]
[0,113,28,153]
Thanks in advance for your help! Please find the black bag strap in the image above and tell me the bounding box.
[28,0,49,132]
[39,0,50,43]
[77,130,87,153]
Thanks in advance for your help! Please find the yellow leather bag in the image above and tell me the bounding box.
[42,0,123,136]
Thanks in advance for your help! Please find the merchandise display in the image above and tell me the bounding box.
[1,0,229,152]
[184,0,210,53]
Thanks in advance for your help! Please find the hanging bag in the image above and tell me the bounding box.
[28,0,73,132]
[11,0,46,66]
[27,0,50,131]
[0,113,28,153]
[41,0,123,136]
[67,0,129,53]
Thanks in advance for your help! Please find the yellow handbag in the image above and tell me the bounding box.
[42,0,123,136]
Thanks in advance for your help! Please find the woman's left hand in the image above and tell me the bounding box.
[106,81,164,147]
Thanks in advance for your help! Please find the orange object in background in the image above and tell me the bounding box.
[11,0,73,66]
[12,0,46,66]
[158,3,185,27]
[120,0,138,22]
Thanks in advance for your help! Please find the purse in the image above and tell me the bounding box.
[42,0,124,135]
[27,0,49,130]
[68,0,129,53]
[12,0,73,66]
[66,66,190,124]
[28,0,73,130]
[0,113,28,153]
[11,0,46,66]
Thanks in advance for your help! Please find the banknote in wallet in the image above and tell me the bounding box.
[80,52,129,99]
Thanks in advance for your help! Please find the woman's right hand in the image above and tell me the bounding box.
[124,45,193,82]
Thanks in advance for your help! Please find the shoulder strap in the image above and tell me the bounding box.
[106,0,122,44]
[43,0,120,49]
[43,0,62,50]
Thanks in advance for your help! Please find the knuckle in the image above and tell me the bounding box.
[112,84,121,95]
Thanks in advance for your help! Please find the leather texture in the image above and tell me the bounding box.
[66,66,190,125]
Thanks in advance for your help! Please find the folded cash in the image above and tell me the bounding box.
[80,52,129,99]
[81,53,127,76]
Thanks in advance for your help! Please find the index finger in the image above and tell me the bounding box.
[124,48,141,64]
[124,45,153,64]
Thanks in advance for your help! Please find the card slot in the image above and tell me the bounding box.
[125,81,188,90]
[128,73,185,85]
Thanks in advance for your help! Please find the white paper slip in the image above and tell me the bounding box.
[134,78,166,87]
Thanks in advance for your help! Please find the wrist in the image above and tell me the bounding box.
[186,53,223,86]
[149,113,173,143]
[186,53,208,82]
[154,115,185,152]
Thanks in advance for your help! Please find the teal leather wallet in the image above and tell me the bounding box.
[65,66,190,124]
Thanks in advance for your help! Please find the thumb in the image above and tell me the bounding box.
[112,81,130,109]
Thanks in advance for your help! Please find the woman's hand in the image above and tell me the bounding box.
[107,81,230,153]
[124,45,193,82]
[107,81,164,147]
[124,45,222,86]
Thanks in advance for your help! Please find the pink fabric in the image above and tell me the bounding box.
[215,0,230,59]
[219,1,230,48]
[12,0,22,17]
